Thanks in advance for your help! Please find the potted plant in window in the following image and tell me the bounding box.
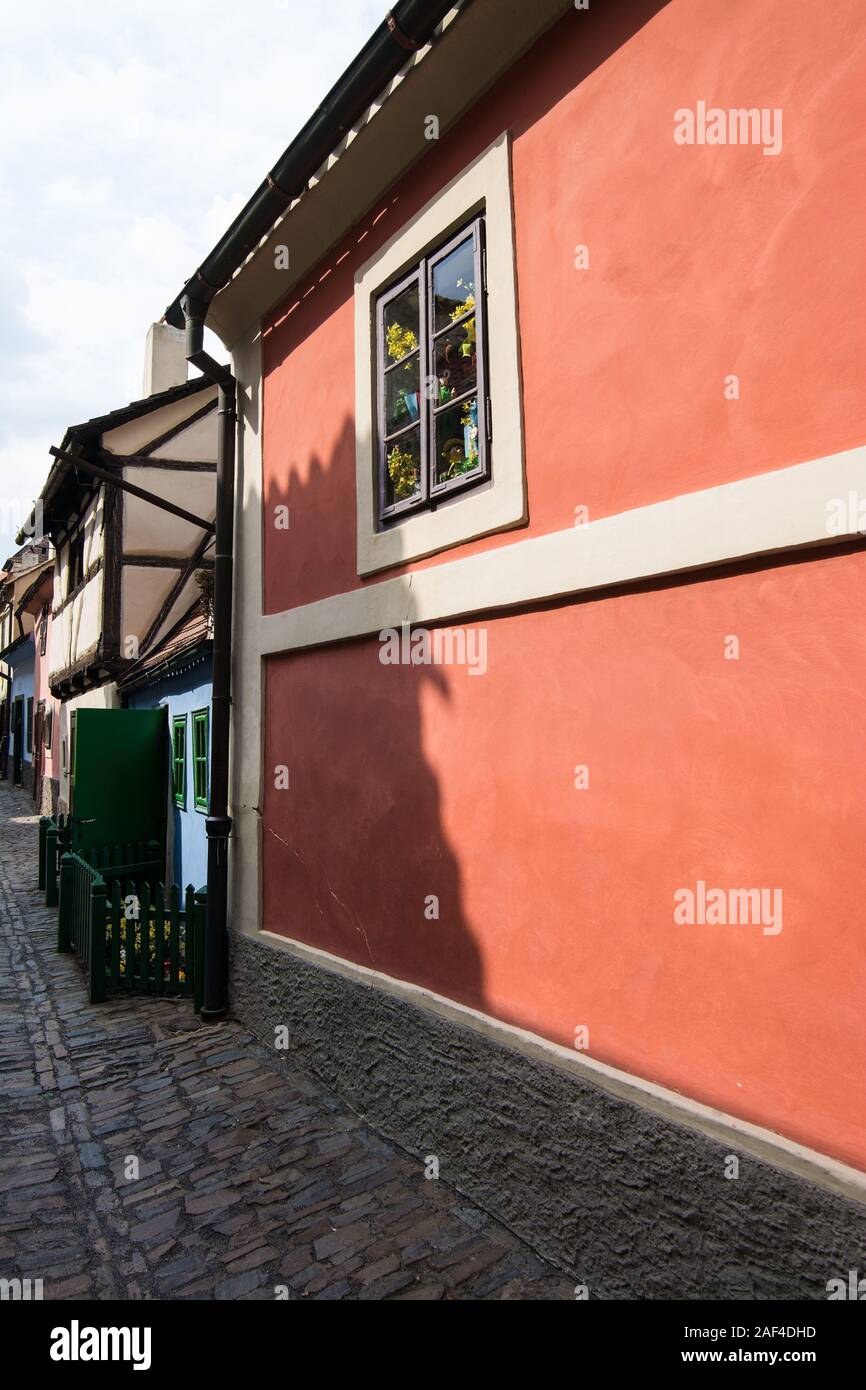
[387,326,420,424]
[387,443,418,500]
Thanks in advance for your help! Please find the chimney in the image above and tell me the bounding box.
[142,322,187,397]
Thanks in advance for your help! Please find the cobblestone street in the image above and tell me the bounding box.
[0,782,570,1301]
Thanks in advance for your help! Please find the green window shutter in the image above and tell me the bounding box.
[26,698,34,754]
[172,715,187,809]
[192,709,209,812]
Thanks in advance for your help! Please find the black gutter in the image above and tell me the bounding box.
[163,0,462,330]
[181,312,236,1022]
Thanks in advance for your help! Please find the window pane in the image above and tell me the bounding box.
[434,397,480,487]
[383,284,420,363]
[173,722,185,805]
[191,713,208,809]
[384,428,422,508]
[385,356,421,435]
[433,317,476,403]
[432,237,475,333]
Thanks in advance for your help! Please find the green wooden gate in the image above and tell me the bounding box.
[68,709,167,862]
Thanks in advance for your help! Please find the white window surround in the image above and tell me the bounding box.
[354,131,526,576]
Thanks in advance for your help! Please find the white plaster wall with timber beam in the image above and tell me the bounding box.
[121,470,215,558]
[51,570,104,675]
[149,413,217,461]
[50,489,105,674]
[120,567,178,658]
[101,387,218,456]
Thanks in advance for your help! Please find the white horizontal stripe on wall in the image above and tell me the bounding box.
[260,444,866,654]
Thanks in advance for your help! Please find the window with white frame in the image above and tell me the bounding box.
[354,134,525,577]
[376,217,488,524]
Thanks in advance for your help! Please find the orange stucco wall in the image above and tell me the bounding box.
[258,0,866,1169]
[261,0,866,611]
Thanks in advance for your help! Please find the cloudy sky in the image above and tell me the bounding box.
[0,0,384,560]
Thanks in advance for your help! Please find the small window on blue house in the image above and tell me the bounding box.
[192,709,209,812]
[172,715,187,809]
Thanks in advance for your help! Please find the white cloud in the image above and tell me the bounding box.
[0,0,384,556]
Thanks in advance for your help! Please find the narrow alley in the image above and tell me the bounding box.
[0,781,571,1301]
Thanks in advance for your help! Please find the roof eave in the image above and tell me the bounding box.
[193,0,574,348]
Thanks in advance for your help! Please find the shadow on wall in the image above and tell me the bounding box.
[259,418,485,1011]
[247,0,675,1015]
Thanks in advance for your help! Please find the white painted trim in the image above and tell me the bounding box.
[262,443,866,654]
[228,331,265,950]
[246,924,866,1203]
[354,133,527,575]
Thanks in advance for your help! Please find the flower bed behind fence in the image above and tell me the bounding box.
[57,849,205,1007]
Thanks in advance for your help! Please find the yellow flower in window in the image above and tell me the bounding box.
[386,322,418,361]
[387,444,418,500]
[449,292,474,322]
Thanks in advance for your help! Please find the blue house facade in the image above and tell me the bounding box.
[4,636,35,792]
[119,602,212,891]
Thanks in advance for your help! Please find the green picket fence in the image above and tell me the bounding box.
[38,815,59,891]
[57,849,205,1007]
[39,816,161,909]
[39,815,71,906]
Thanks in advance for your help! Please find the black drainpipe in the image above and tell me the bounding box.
[164,0,460,1015]
[182,296,236,1021]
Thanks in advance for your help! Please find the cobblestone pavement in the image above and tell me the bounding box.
[0,782,571,1300]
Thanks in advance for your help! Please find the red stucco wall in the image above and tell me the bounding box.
[261,0,866,611]
[258,0,866,1169]
[265,548,866,1170]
